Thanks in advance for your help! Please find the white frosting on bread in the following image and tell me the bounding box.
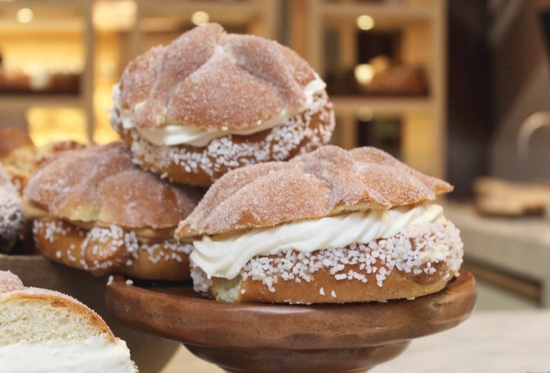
[0,337,136,373]
[0,271,138,372]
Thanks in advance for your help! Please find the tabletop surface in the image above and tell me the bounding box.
[160,309,550,373]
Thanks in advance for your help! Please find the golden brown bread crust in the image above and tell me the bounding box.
[4,291,115,342]
[176,146,453,238]
[111,92,334,187]
[0,128,34,158]
[117,23,316,131]
[25,141,201,228]
[34,217,192,281]
[211,261,451,304]
[0,270,114,341]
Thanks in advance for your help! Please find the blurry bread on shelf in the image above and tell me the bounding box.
[0,134,86,195]
[0,128,34,158]
[474,177,550,217]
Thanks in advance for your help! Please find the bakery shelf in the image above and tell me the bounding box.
[291,0,447,179]
[320,2,435,27]
[137,1,265,20]
[131,0,281,58]
[331,95,434,115]
[0,96,83,111]
[0,0,95,142]
[0,0,282,144]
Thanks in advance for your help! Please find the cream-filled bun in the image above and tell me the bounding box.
[176,146,463,304]
[0,165,24,254]
[110,23,335,187]
[24,141,202,281]
[0,270,138,372]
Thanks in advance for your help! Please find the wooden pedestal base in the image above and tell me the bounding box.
[106,269,476,373]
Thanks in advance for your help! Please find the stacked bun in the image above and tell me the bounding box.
[0,270,138,372]
[110,23,335,187]
[25,141,202,280]
[176,146,464,304]
[0,165,24,254]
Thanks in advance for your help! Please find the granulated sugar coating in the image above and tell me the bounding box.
[176,146,453,238]
[117,23,315,131]
[0,165,24,243]
[241,221,463,292]
[33,219,194,276]
[111,90,334,186]
[190,220,463,300]
[118,46,164,113]
[24,142,202,229]
[0,271,24,293]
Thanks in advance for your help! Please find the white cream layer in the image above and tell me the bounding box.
[191,204,446,280]
[113,75,327,147]
[0,336,135,373]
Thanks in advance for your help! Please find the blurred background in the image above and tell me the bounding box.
[1,0,550,309]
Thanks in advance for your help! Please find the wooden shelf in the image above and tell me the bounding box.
[131,0,281,58]
[0,0,95,142]
[1,0,281,143]
[138,1,265,20]
[331,95,434,116]
[291,0,447,179]
[320,3,435,26]
[0,95,83,111]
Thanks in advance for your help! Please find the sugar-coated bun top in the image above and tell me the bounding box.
[176,146,453,238]
[25,141,202,229]
[117,23,320,131]
[0,271,24,293]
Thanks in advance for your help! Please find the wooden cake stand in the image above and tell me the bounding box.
[106,269,476,373]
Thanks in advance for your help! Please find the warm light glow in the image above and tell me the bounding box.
[93,0,136,31]
[16,8,33,24]
[357,107,374,122]
[354,64,375,85]
[27,108,89,146]
[356,15,374,31]
[191,11,209,26]
[370,55,391,73]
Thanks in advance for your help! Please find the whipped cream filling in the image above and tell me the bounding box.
[0,336,135,373]
[191,204,446,280]
[113,75,327,147]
